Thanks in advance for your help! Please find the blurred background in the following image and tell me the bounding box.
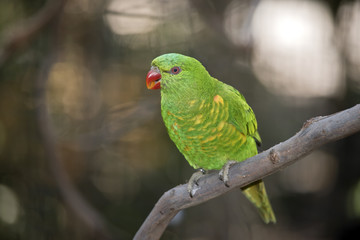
[0,0,360,239]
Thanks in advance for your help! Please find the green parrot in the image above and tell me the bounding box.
[146,53,276,223]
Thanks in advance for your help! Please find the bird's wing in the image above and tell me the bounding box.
[222,84,261,145]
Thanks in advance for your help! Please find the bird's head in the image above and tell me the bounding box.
[146,53,209,90]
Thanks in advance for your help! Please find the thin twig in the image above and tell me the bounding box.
[134,104,360,240]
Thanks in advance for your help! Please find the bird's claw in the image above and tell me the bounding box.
[219,160,237,187]
[187,168,206,197]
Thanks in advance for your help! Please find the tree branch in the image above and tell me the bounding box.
[134,104,360,240]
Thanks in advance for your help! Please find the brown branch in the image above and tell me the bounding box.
[134,104,360,240]
[0,0,66,65]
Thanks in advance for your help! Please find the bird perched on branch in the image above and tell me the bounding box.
[146,53,276,223]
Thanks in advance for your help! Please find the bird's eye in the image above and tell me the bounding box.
[170,66,181,75]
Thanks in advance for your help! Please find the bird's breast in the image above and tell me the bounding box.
[161,95,249,169]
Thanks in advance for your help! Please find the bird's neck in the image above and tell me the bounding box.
[161,77,219,113]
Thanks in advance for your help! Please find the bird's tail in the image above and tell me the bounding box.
[241,180,276,224]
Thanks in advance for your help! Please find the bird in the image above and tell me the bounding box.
[146,53,276,223]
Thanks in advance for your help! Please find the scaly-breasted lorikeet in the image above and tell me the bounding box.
[146,53,276,223]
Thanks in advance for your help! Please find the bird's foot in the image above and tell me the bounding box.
[219,160,237,187]
[187,168,206,198]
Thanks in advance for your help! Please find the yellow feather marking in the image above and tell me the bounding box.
[214,104,220,120]
[199,100,205,110]
[231,138,239,146]
[219,103,228,121]
[217,121,225,131]
[187,127,196,132]
[231,133,246,146]
[213,95,224,104]
[239,133,247,145]
[223,106,229,120]
[187,135,201,139]
[201,146,216,152]
[194,114,203,125]
[189,100,197,107]
[170,125,178,135]
[201,135,217,144]
[229,124,236,135]
[203,120,213,129]
[184,145,191,151]
[167,111,184,120]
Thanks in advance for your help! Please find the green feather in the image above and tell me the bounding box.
[151,53,276,223]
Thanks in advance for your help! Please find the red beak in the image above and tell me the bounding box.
[146,69,161,89]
